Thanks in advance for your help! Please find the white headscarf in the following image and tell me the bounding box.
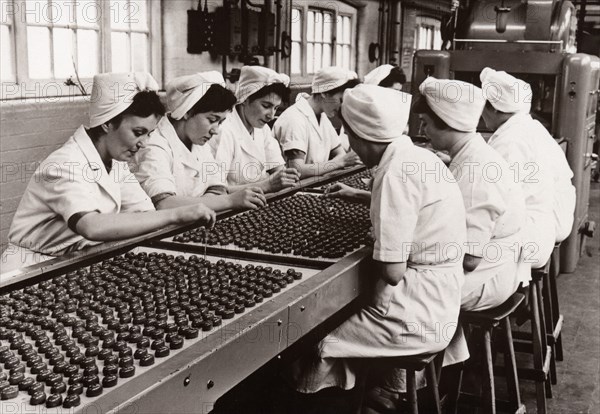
[236,66,290,104]
[88,72,159,128]
[480,67,532,114]
[312,66,358,94]
[166,71,226,120]
[418,77,485,132]
[364,64,395,86]
[341,84,412,143]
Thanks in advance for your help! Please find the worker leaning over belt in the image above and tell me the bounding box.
[480,67,564,274]
[1,72,215,274]
[481,67,575,243]
[414,77,527,366]
[286,84,466,407]
[273,66,362,178]
[133,72,267,213]
[208,66,300,192]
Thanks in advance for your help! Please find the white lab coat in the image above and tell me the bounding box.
[133,117,226,202]
[289,136,466,394]
[443,133,526,366]
[2,126,154,272]
[488,113,556,273]
[527,119,576,242]
[273,97,342,164]
[209,108,285,186]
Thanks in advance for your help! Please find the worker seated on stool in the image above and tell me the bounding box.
[285,84,467,408]
[481,68,575,244]
[414,77,527,366]
[480,68,559,279]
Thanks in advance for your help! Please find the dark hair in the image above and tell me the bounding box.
[321,79,361,97]
[412,95,449,130]
[188,84,237,116]
[87,90,165,137]
[247,83,290,103]
[378,67,406,88]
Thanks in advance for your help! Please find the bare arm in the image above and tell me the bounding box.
[227,167,301,194]
[155,190,267,213]
[463,254,482,273]
[378,261,408,286]
[75,205,215,242]
[324,183,371,205]
[286,149,359,178]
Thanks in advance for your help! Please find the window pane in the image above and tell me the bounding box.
[314,43,322,71]
[307,11,314,42]
[323,13,332,43]
[314,12,322,42]
[131,32,148,71]
[291,42,301,74]
[336,17,342,43]
[343,16,351,43]
[1,0,13,24]
[323,44,331,68]
[110,0,129,30]
[306,43,313,74]
[54,0,75,25]
[291,9,301,41]
[27,26,52,78]
[1,25,14,81]
[77,29,98,77]
[77,0,101,28]
[130,0,147,31]
[53,27,74,78]
[26,0,47,24]
[343,45,350,70]
[336,45,342,65]
[111,31,130,71]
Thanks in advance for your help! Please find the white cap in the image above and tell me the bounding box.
[312,66,358,94]
[364,64,395,86]
[418,77,485,132]
[88,72,159,128]
[166,71,226,120]
[480,67,532,114]
[341,84,412,143]
[236,66,290,104]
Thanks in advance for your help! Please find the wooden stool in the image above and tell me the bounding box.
[454,292,526,414]
[361,352,444,414]
[544,243,564,385]
[513,262,553,414]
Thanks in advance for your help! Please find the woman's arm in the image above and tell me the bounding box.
[377,261,408,286]
[155,190,267,213]
[227,167,301,194]
[75,204,216,242]
[286,149,359,178]
[324,183,371,205]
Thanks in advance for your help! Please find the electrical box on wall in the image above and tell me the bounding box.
[213,6,244,55]
[187,1,214,53]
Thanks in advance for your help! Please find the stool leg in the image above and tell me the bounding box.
[406,370,418,414]
[549,266,564,362]
[542,271,558,385]
[502,317,522,412]
[529,283,547,414]
[535,279,553,399]
[443,363,463,414]
[482,328,496,414]
[426,361,442,414]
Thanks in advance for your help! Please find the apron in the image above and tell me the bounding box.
[289,262,463,393]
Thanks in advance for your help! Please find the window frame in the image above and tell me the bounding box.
[413,16,442,51]
[290,1,357,85]
[1,0,162,101]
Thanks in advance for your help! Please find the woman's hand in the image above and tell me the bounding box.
[324,183,357,201]
[268,168,301,192]
[339,150,362,168]
[173,203,216,228]
[229,187,267,210]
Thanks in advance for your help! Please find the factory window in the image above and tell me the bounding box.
[413,17,442,50]
[0,0,161,100]
[290,2,356,84]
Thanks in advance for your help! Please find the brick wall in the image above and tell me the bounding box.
[0,98,89,253]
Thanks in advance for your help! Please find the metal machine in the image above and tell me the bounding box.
[410,0,600,273]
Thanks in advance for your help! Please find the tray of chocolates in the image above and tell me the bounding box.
[166,193,374,263]
[0,247,316,411]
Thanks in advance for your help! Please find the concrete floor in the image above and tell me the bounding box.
[519,181,600,413]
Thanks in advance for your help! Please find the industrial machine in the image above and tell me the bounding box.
[410,0,600,273]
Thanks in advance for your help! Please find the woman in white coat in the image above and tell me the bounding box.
[133,72,267,212]
[480,68,560,272]
[2,72,215,274]
[415,77,527,366]
[208,66,300,192]
[273,66,362,178]
[287,85,466,408]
